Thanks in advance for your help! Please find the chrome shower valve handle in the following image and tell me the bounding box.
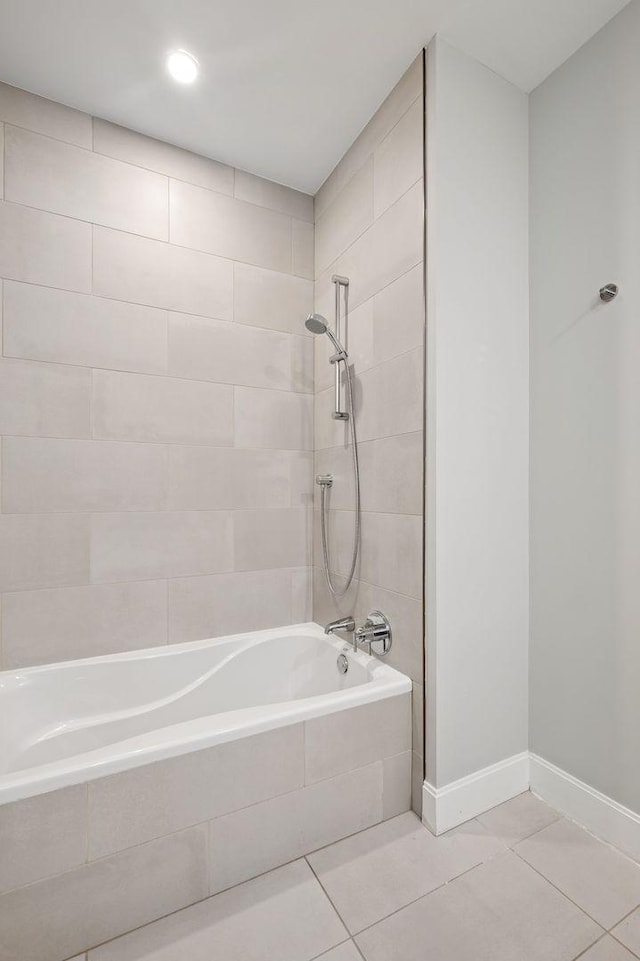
[355,611,392,656]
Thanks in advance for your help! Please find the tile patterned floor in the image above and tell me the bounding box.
[86,792,640,961]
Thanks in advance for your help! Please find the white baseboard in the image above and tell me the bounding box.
[422,752,530,835]
[422,751,640,858]
[530,753,640,863]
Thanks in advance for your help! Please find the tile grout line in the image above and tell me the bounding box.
[307,937,353,961]
[1,193,309,273]
[0,271,314,335]
[315,81,422,211]
[306,815,513,944]
[4,116,313,219]
[571,933,611,959]
[305,854,355,938]
[511,847,610,932]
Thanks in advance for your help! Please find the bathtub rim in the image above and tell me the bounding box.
[0,622,411,805]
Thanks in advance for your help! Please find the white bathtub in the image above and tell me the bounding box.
[0,622,411,805]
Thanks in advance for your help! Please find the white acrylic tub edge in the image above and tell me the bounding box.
[0,623,411,805]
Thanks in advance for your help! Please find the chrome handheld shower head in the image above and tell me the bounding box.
[305,314,347,358]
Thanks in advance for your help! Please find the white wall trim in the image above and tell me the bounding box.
[530,753,640,863]
[423,752,640,858]
[422,752,530,835]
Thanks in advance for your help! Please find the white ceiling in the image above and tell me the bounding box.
[0,0,631,193]
[441,0,631,93]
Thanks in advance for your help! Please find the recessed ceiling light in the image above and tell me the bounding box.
[167,49,199,84]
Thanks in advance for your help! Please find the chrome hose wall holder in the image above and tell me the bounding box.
[355,611,392,656]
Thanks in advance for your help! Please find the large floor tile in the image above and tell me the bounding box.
[612,907,640,956]
[89,860,347,961]
[476,792,561,847]
[516,819,640,929]
[307,811,505,934]
[315,944,362,961]
[355,851,601,961]
[579,935,638,960]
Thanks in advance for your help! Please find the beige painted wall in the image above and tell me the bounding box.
[0,82,315,669]
[311,55,425,810]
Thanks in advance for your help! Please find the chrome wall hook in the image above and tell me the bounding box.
[599,283,619,303]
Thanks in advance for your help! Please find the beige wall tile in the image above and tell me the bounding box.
[289,450,314,507]
[5,126,168,239]
[290,332,314,393]
[0,513,89,591]
[168,313,294,391]
[314,385,348,452]
[0,785,87,894]
[88,859,347,961]
[311,566,423,685]
[373,262,424,364]
[316,431,422,516]
[234,169,313,222]
[93,226,233,319]
[305,694,411,783]
[170,180,292,272]
[374,97,423,218]
[411,681,424,750]
[234,262,313,334]
[313,284,377,391]
[313,385,351,451]
[292,218,315,279]
[0,81,91,147]
[291,567,313,621]
[412,751,424,815]
[167,447,299,511]
[311,48,424,728]
[357,346,423,442]
[0,201,91,290]
[93,120,234,194]
[313,446,355,512]
[234,386,313,450]
[2,437,167,512]
[88,726,304,858]
[317,54,423,218]
[356,580,423,684]
[335,181,423,309]
[311,508,355,574]
[90,511,233,582]
[315,160,373,274]
[314,166,340,222]
[1,580,167,667]
[3,282,168,374]
[0,358,91,438]
[233,509,310,571]
[360,512,423,599]
[210,762,383,893]
[358,432,423,515]
[92,370,233,446]
[382,752,413,819]
[167,569,295,642]
[0,825,209,961]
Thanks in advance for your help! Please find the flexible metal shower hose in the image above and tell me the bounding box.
[320,357,361,597]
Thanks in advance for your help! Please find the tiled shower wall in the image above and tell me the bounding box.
[0,82,315,669]
[312,56,425,810]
